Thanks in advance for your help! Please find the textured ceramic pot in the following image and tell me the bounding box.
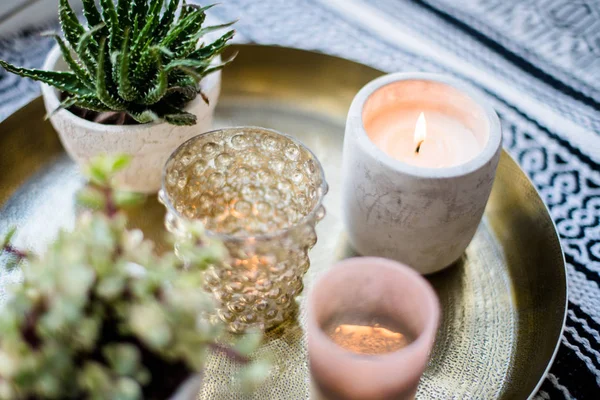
[160,127,328,333]
[342,73,502,274]
[308,257,440,400]
[41,45,221,193]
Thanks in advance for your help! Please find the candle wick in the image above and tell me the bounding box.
[415,140,424,154]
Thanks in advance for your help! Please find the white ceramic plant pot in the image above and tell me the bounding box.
[342,73,502,275]
[41,45,221,193]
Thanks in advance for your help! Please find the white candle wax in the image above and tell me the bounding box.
[366,110,482,168]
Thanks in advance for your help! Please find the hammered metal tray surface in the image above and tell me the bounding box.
[0,45,567,399]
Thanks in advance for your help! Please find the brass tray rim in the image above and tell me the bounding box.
[527,204,567,398]
[0,43,569,399]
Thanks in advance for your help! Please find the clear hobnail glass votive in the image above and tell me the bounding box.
[159,127,328,333]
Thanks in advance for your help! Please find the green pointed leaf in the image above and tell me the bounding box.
[46,94,112,119]
[99,0,121,52]
[188,30,235,60]
[117,30,139,102]
[132,6,161,56]
[43,33,94,91]
[173,65,203,82]
[99,0,118,32]
[165,58,211,72]
[59,0,85,49]
[155,0,181,41]
[157,47,175,58]
[164,113,196,126]
[161,105,197,126]
[45,95,78,119]
[96,38,127,110]
[45,93,110,117]
[77,23,107,55]
[163,85,197,107]
[160,8,206,50]
[178,0,190,20]
[116,0,131,28]
[131,13,140,39]
[184,3,219,11]
[149,0,165,19]
[141,50,168,105]
[73,95,113,113]
[130,0,148,21]
[193,21,237,42]
[82,0,103,27]
[169,72,196,87]
[0,60,92,97]
[132,48,158,94]
[81,0,105,54]
[201,52,237,76]
[128,109,159,124]
[178,17,235,59]
[59,0,97,71]
[114,0,131,52]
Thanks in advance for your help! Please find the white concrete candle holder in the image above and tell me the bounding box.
[342,73,502,274]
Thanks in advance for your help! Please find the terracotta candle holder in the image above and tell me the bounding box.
[307,257,440,400]
[342,73,502,274]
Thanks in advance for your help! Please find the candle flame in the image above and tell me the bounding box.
[414,112,427,154]
[327,324,410,355]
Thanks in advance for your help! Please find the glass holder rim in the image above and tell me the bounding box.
[160,125,329,242]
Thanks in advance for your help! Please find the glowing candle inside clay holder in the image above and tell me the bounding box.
[342,73,502,274]
[307,257,440,400]
[325,322,411,356]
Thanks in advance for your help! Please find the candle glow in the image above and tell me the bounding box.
[366,109,483,168]
[326,323,411,355]
[414,112,427,154]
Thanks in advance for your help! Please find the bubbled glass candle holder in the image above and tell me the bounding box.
[160,127,328,333]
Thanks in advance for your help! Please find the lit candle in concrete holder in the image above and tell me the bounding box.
[307,257,440,400]
[342,73,502,274]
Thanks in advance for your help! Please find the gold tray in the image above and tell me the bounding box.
[0,45,567,399]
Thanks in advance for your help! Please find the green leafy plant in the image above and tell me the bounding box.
[0,0,235,126]
[0,155,268,400]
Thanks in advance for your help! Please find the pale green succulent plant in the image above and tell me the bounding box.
[0,155,268,400]
[0,0,235,126]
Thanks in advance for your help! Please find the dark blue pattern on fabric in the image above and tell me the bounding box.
[0,0,599,398]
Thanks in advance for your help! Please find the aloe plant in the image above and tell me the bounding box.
[0,0,235,126]
[0,156,269,400]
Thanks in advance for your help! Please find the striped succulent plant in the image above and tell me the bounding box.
[0,0,235,126]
